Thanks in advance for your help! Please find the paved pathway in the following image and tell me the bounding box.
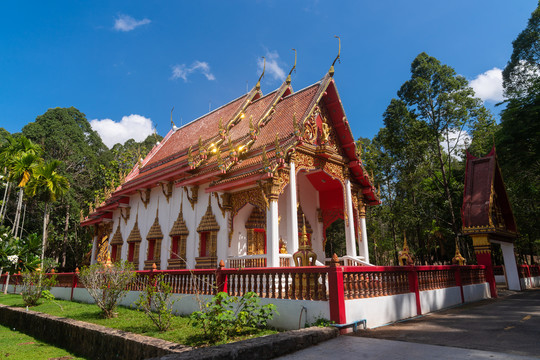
[277,288,540,360]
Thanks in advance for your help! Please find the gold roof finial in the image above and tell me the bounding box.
[256,56,265,90]
[328,35,341,77]
[286,48,297,85]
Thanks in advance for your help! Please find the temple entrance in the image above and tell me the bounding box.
[324,218,346,258]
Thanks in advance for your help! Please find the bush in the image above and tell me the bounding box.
[78,261,136,318]
[21,271,56,307]
[134,273,178,332]
[190,292,277,342]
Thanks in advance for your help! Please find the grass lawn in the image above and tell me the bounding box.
[0,323,87,360]
[0,294,277,347]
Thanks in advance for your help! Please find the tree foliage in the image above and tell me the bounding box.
[363,53,495,265]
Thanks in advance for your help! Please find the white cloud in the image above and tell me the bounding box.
[171,61,215,82]
[90,114,155,148]
[258,50,286,81]
[442,129,471,158]
[114,14,151,32]
[470,68,505,103]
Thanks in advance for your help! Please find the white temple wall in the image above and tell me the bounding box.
[297,174,324,261]
[231,203,252,257]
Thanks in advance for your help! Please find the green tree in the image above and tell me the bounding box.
[498,2,540,263]
[0,136,43,236]
[25,160,69,267]
[23,107,109,269]
[502,2,540,98]
[397,53,492,249]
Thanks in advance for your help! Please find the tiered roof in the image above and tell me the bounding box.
[82,64,379,226]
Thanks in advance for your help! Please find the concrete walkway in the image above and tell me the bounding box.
[277,288,540,360]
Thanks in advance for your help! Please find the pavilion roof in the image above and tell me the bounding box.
[461,147,517,241]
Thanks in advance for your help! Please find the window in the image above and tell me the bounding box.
[170,235,187,260]
[111,244,122,263]
[147,239,162,261]
[199,231,217,257]
[127,242,140,266]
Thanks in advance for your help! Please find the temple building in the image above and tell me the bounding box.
[82,57,379,270]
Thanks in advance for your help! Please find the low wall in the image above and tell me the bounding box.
[521,276,540,289]
[345,293,416,328]
[0,304,190,360]
[463,283,490,302]
[495,275,506,284]
[419,287,462,314]
[49,287,329,331]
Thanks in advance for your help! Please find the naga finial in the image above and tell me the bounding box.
[286,49,297,84]
[256,56,265,90]
[171,106,177,129]
[328,35,341,77]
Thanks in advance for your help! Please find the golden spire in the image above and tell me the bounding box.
[328,35,341,77]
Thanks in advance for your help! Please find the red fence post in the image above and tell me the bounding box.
[327,255,346,328]
[454,267,464,304]
[70,268,79,301]
[408,268,421,316]
[216,260,228,294]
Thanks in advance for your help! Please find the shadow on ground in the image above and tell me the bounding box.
[350,288,540,358]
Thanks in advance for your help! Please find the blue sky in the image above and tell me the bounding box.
[0,1,535,148]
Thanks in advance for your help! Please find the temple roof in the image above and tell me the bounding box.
[461,147,517,241]
[82,68,380,226]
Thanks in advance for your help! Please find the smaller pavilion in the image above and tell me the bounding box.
[462,147,520,293]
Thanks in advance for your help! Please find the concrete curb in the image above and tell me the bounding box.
[146,327,339,360]
[0,304,191,360]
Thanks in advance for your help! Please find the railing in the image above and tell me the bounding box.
[518,264,540,279]
[224,266,328,301]
[227,254,293,268]
[493,265,504,276]
[0,265,489,303]
[341,265,486,300]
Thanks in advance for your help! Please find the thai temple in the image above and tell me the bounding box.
[82,52,379,270]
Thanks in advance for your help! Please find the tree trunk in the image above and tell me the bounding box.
[61,204,70,269]
[434,139,460,246]
[0,181,11,225]
[3,272,10,295]
[40,202,50,268]
[12,188,24,237]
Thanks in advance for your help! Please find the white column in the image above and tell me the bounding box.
[499,242,521,291]
[359,217,369,263]
[216,208,228,268]
[344,179,357,257]
[288,161,299,254]
[266,199,280,267]
[91,233,97,264]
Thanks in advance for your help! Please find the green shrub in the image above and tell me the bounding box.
[190,291,277,342]
[20,271,56,307]
[134,273,178,332]
[78,261,136,318]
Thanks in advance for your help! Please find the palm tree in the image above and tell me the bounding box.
[25,160,69,267]
[0,136,43,234]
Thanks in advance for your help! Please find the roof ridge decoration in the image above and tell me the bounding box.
[328,35,340,77]
[197,195,220,232]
